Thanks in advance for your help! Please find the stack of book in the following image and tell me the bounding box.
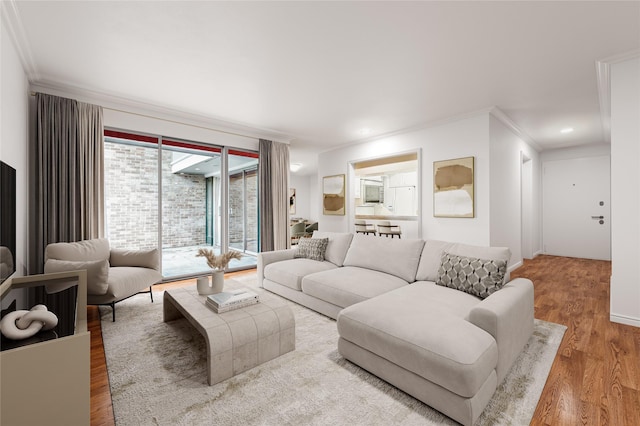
[206,288,259,313]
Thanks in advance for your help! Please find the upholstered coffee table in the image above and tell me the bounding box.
[163,285,295,385]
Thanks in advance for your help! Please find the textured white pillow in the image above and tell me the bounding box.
[44,258,109,295]
[294,238,329,261]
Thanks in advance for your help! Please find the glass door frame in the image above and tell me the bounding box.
[104,128,259,281]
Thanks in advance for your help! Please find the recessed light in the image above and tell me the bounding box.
[560,127,574,134]
[359,128,372,136]
[290,163,302,172]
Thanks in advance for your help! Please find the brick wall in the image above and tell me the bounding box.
[229,170,258,249]
[105,143,206,249]
[104,142,159,249]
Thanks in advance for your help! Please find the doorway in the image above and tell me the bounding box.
[542,156,611,260]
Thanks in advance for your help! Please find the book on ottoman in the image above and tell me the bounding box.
[206,288,259,313]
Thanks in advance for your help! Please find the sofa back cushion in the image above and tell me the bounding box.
[416,240,511,282]
[45,238,110,263]
[343,234,425,282]
[415,240,455,281]
[311,231,354,266]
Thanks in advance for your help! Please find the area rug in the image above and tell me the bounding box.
[101,275,566,426]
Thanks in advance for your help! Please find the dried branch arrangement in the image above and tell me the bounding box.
[196,248,243,271]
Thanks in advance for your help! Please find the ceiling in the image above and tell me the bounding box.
[6,1,640,175]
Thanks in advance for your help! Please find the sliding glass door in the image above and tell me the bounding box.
[104,130,259,281]
[228,150,259,256]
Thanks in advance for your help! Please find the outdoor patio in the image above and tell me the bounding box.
[162,245,257,280]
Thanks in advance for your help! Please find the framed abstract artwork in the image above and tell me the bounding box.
[433,156,474,218]
[323,174,345,215]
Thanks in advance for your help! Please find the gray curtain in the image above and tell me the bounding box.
[29,93,104,336]
[31,93,104,273]
[259,139,290,251]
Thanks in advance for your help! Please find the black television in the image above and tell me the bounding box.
[0,161,16,284]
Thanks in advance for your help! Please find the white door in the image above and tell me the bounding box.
[543,156,611,260]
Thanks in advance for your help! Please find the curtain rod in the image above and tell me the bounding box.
[29,91,281,142]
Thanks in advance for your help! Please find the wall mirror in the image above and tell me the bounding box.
[351,151,420,220]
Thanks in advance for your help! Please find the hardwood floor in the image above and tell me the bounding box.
[89,257,640,425]
[511,255,640,426]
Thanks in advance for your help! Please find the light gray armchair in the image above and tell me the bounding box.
[44,238,162,321]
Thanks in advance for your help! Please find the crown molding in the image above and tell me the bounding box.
[328,106,541,154]
[1,0,38,80]
[596,49,640,145]
[30,80,294,144]
[325,107,496,154]
[488,107,542,152]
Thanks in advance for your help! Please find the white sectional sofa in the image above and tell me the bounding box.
[258,231,534,426]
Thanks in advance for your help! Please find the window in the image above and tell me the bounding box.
[104,130,259,280]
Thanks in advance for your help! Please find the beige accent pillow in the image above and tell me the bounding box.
[44,258,110,295]
[110,248,160,270]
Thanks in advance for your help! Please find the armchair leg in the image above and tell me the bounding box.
[150,285,154,303]
[111,302,116,322]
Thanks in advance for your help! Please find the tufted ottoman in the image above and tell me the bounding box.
[164,285,295,385]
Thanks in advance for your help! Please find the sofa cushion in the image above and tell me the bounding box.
[100,266,162,301]
[110,248,160,270]
[44,258,109,295]
[411,280,482,319]
[294,238,329,261]
[311,231,353,266]
[437,252,508,299]
[301,266,408,308]
[337,282,498,398]
[263,258,337,291]
[45,238,110,262]
[415,240,455,281]
[342,234,425,282]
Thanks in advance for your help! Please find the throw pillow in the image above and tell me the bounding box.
[436,252,507,299]
[44,258,110,296]
[294,238,329,261]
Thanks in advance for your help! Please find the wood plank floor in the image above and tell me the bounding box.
[89,256,640,425]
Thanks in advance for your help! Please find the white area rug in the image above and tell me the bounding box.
[101,275,565,425]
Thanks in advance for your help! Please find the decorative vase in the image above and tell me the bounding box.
[197,271,225,295]
[211,270,224,294]
[196,276,212,295]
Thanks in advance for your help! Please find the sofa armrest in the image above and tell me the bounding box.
[110,248,160,271]
[257,249,296,287]
[467,278,534,384]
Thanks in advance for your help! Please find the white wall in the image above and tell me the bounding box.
[489,114,541,269]
[1,20,29,278]
[317,113,492,245]
[289,174,311,221]
[540,143,610,162]
[610,56,640,327]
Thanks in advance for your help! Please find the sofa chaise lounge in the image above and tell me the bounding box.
[258,231,534,426]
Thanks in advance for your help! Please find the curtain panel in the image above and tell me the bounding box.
[258,139,290,252]
[29,93,104,336]
[31,93,104,272]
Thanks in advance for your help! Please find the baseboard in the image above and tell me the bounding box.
[610,313,640,328]
[508,260,523,273]
[533,250,543,258]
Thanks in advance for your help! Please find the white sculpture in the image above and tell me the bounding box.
[0,304,58,340]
